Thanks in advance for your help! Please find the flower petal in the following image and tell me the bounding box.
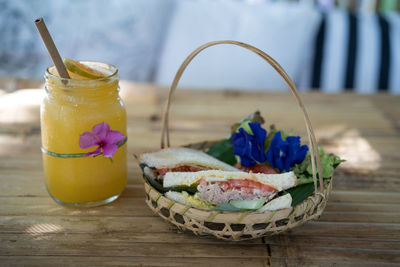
[266,131,309,172]
[249,122,267,145]
[248,122,268,163]
[85,147,101,157]
[231,128,251,156]
[266,131,288,172]
[232,124,269,167]
[102,143,118,158]
[105,130,125,145]
[241,155,256,167]
[294,145,308,164]
[266,146,274,168]
[275,152,284,171]
[92,122,110,140]
[79,131,99,149]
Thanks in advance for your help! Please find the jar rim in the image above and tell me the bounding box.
[45,61,118,82]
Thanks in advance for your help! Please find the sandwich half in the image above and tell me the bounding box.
[163,170,297,205]
[139,148,240,179]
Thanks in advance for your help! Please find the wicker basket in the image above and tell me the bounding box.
[142,40,330,241]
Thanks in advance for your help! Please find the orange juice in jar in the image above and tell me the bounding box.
[41,60,127,206]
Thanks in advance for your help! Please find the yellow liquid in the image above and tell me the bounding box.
[41,64,127,205]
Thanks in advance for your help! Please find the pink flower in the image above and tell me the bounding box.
[79,122,125,158]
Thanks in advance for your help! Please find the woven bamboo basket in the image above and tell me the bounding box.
[142,40,331,241]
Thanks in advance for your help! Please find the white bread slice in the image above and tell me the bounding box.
[163,170,297,191]
[139,148,238,171]
[257,194,292,212]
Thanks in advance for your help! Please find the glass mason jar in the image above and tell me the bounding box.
[41,61,127,207]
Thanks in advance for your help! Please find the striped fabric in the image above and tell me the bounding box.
[309,10,400,94]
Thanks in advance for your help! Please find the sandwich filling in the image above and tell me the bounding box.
[140,148,239,180]
[197,177,277,205]
[157,165,206,176]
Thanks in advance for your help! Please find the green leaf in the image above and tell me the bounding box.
[166,186,198,195]
[140,164,167,193]
[140,163,199,194]
[238,121,253,134]
[230,111,265,134]
[289,147,343,206]
[305,152,340,178]
[211,202,241,212]
[286,183,316,206]
[296,177,315,186]
[230,199,266,210]
[333,156,346,168]
[138,163,146,171]
[293,146,344,182]
[206,138,237,165]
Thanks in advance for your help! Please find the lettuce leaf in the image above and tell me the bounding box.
[288,147,345,206]
[206,138,236,165]
[292,146,345,185]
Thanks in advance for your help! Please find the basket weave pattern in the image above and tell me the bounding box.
[142,40,331,241]
[144,176,331,241]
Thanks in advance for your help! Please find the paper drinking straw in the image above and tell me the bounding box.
[34,18,70,79]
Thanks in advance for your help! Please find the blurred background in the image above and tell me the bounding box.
[0,0,399,93]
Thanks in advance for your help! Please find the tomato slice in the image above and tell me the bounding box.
[248,165,277,174]
[234,163,278,174]
[227,179,275,193]
[157,165,203,175]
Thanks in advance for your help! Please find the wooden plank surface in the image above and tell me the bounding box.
[0,82,399,266]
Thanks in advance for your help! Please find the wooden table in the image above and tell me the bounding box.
[1,82,399,266]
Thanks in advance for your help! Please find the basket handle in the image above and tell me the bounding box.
[160,40,324,193]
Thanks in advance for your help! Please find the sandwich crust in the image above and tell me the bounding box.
[139,148,239,171]
[257,194,292,212]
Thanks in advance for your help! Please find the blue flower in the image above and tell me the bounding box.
[231,122,267,167]
[266,131,308,172]
[249,122,267,163]
[231,128,254,166]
